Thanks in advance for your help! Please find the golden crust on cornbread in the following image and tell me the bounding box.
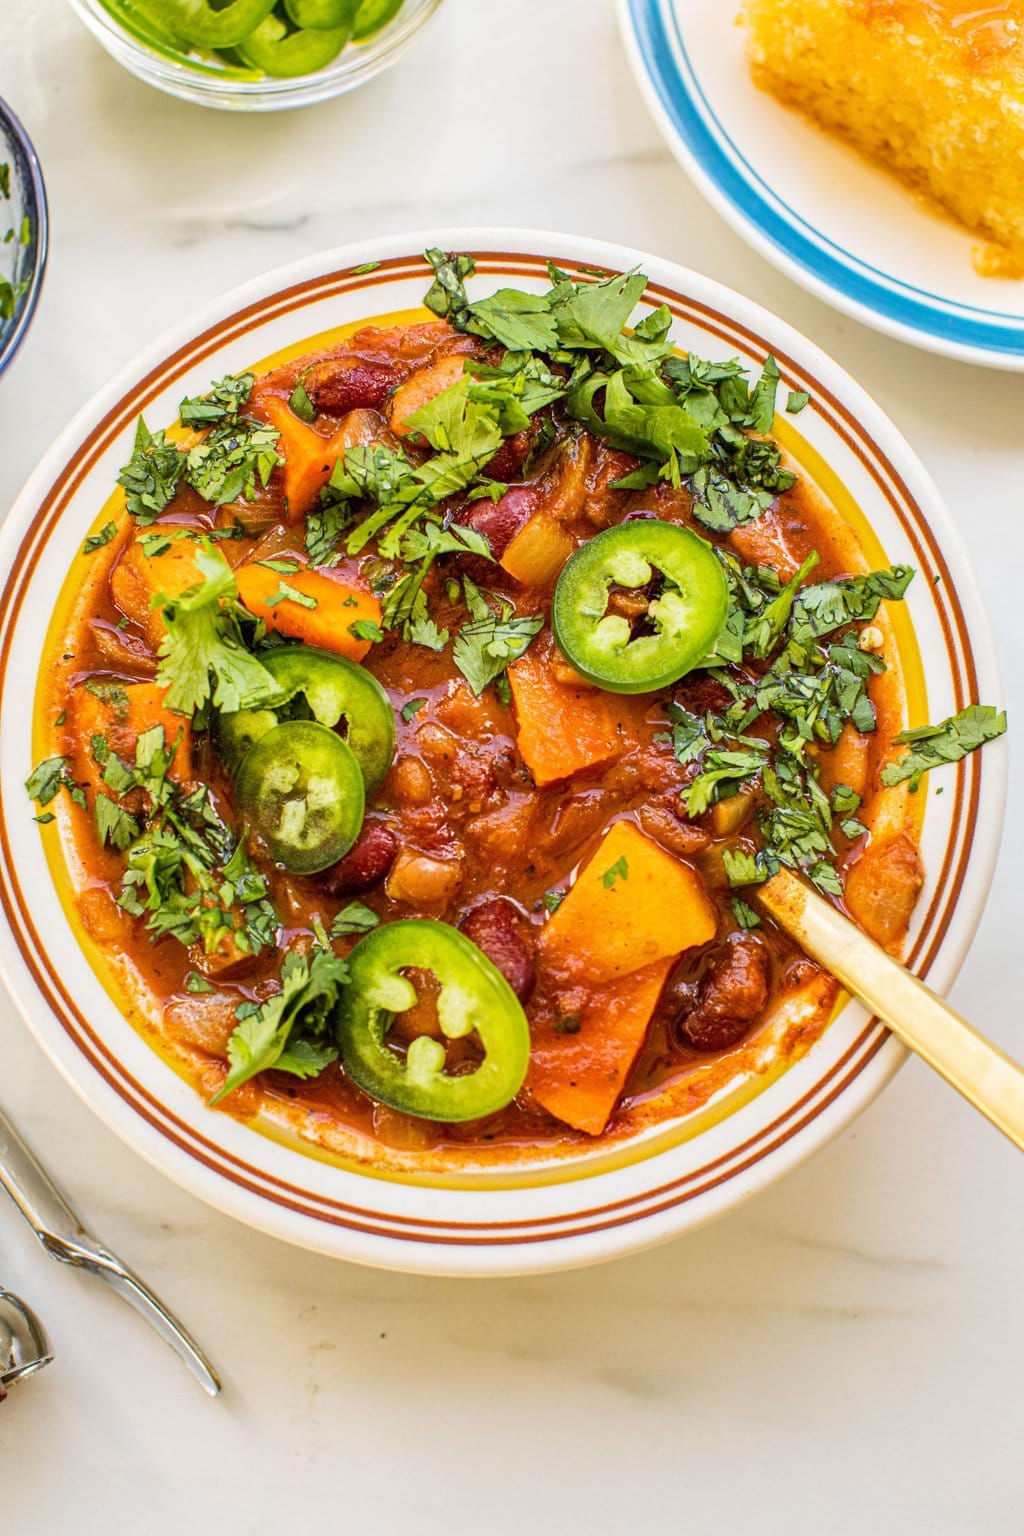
[740,0,1024,269]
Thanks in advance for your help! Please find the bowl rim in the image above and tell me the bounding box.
[0,228,1007,1274]
[0,97,49,379]
[68,0,446,107]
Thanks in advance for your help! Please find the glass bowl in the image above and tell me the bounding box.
[68,0,445,111]
[0,99,48,379]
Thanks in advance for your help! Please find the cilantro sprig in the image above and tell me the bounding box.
[210,947,349,1105]
[881,705,1007,791]
[154,542,282,718]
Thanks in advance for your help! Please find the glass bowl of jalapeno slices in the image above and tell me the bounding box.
[68,0,444,110]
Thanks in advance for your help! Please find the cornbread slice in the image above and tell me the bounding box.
[740,0,1024,270]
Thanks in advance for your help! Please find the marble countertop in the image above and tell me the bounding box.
[1,1,1022,1529]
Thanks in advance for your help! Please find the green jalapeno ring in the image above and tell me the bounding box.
[551,520,729,694]
[235,719,365,874]
[351,0,405,38]
[214,644,396,790]
[284,0,358,29]
[167,0,277,47]
[235,12,351,75]
[336,920,531,1123]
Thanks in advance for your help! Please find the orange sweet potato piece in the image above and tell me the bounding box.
[508,648,645,786]
[254,394,367,524]
[528,958,675,1136]
[68,679,193,785]
[388,354,468,438]
[234,562,381,661]
[844,832,924,949]
[540,820,718,985]
[110,536,202,648]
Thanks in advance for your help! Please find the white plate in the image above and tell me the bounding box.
[0,230,1006,1275]
[618,0,1024,368]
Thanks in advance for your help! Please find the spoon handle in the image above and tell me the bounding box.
[0,1104,221,1396]
[758,870,1024,1152]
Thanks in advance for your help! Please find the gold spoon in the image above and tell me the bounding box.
[757,868,1024,1152]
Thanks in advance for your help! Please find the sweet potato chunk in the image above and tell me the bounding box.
[508,648,645,786]
[68,678,192,784]
[528,958,675,1135]
[388,355,468,438]
[844,832,924,948]
[234,562,381,660]
[110,536,202,648]
[540,820,718,985]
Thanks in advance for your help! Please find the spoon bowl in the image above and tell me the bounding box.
[0,1288,52,1391]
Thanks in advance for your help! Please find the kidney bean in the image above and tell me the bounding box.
[464,485,541,560]
[305,360,396,416]
[459,898,536,1002]
[674,674,734,717]
[485,424,539,482]
[317,822,397,898]
[680,935,770,1053]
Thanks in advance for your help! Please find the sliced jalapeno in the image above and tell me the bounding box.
[166,0,276,46]
[336,920,531,1123]
[236,720,365,874]
[352,0,405,38]
[215,645,396,790]
[551,520,729,694]
[284,0,358,29]
[235,12,350,74]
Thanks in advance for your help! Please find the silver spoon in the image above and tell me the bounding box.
[0,1104,220,1397]
[0,1287,52,1396]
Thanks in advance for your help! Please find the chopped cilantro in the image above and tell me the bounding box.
[329,902,380,937]
[350,618,384,643]
[881,705,1007,791]
[786,390,810,414]
[731,896,761,930]
[81,522,118,556]
[288,378,316,423]
[401,697,427,723]
[25,756,86,812]
[154,541,282,716]
[185,971,216,995]
[210,948,348,1104]
[452,581,543,696]
[266,580,317,611]
[543,888,566,913]
[601,856,629,889]
[117,417,186,525]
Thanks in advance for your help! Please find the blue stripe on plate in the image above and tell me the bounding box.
[627,0,1024,358]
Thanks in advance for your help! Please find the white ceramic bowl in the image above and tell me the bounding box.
[0,230,1006,1275]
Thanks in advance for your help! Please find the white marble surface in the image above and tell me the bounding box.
[1,1,1023,1528]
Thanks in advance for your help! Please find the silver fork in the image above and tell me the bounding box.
[0,1105,221,1397]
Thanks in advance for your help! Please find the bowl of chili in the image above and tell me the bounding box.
[0,98,48,378]
[0,231,1006,1274]
[68,0,444,111]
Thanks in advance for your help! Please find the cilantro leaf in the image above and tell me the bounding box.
[329,902,380,937]
[423,248,476,329]
[881,704,1007,791]
[466,289,559,353]
[210,948,348,1104]
[154,542,282,716]
[452,584,543,696]
[601,856,629,889]
[117,417,186,525]
[82,522,118,556]
[95,792,140,851]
